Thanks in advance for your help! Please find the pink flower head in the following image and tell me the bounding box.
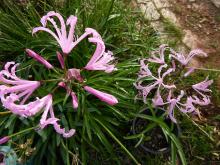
[0,91,75,137]
[26,49,53,69]
[0,136,9,145]
[84,37,117,73]
[56,51,65,69]
[0,62,40,106]
[135,62,176,103]
[170,49,207,65]
[148,44,168,64]
[84,86,118,105]
[33,11,100,54]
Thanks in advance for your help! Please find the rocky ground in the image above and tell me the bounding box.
[136,0,220,69]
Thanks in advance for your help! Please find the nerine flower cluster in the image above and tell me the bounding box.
[134,45,213,123]
[0,11,118,138]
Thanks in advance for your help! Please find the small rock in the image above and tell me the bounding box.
[153,0,170,9]
[211,0,220,8]
[187,5,191,9]
[139,2,161,21]
[161,9,178,23]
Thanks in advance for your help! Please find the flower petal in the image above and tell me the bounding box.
[84,86,118,105]
[26,49,54,69]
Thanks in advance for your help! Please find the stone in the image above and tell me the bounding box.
[211,0,220,8]
[136,0,151,3]
[153,0,170,9]
[161,9,178,23]
[182,30,200,49]
[139,2,160,21]
[151,21,165,33]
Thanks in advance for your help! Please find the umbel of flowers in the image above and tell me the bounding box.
[0,11,118,138]
[134,44,213,123]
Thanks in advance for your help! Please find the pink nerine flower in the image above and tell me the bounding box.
[0,92,75,138]
[170,49,207,65]
[84,37,117,73]
[147,44,167,64]
[33,11,100,54]
[135,62,176,103]
[0,62,40,106]
[84,86,118,105]
[0,136,9,145]
[26,49,53,69]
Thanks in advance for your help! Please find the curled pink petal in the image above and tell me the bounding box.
[192,77,213,93]
[148,44,167,64]
[84,86,118,105]
[38,94,76,138]
[184,67,195,77]
[84,38,117,73]
[71,92,78,109]
[138,59,152,80]
[56,51,65,69]
[26,49,53,69]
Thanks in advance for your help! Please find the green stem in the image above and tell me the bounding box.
[8,126,37,138]
[186,66,220,72]
[40,78,63,83]
[0,111,12,115]
[185,114,215,142]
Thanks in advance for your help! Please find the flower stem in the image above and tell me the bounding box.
[186,67,220,72]
[8,126,37,138]
[40,78,63,83]
[0,111,12,115]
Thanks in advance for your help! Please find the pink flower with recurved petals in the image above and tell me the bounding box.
[135,62,175,103]
[32,11,100,54]
[170,49,207,65]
